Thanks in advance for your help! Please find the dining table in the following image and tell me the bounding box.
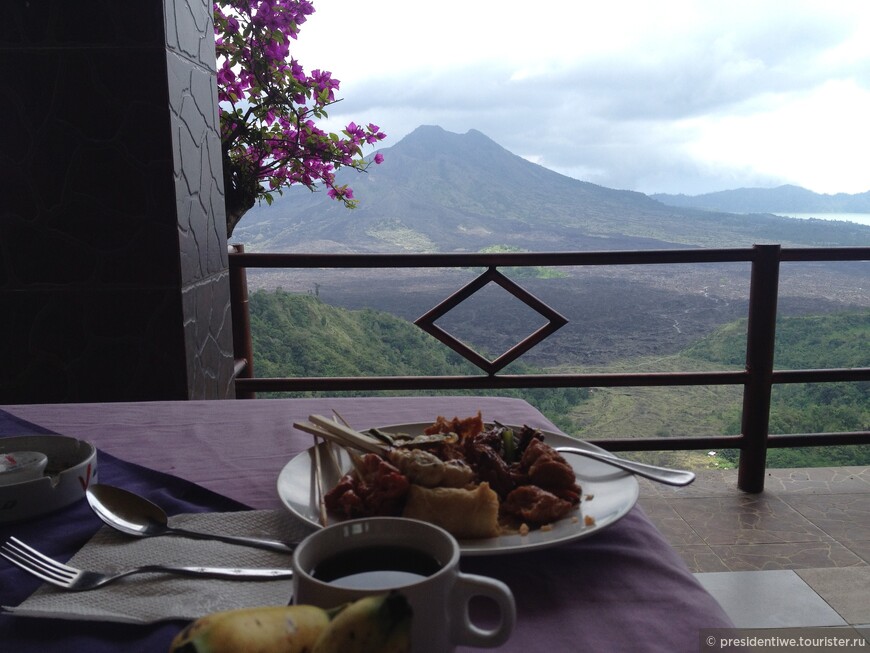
[0,396,736,652]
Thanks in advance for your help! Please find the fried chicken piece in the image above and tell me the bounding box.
[424,412,484,440]
[324,454,410,518]
[502,485,574,525]
[520,438,579,491]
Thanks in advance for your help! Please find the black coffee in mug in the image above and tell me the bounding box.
[311,545,442,590]
[293,518,516,652]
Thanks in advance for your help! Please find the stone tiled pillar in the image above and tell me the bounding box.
[0,0,235,402]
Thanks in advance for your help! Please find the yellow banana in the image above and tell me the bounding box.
[168,604,334,653]
[312,592,412,653]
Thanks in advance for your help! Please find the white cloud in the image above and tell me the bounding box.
[685,79,870,194]
[289,0,870,195]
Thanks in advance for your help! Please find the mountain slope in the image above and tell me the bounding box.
[233,126,870,252]
[247,291,870,466]
[651,184,870,214]
[249,290,476,378]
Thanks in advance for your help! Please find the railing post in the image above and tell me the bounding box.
[228,244,256,399]
[737,244,781,492]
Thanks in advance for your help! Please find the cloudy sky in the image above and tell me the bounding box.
[290,0,870,196]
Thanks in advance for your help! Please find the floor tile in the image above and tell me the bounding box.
[637,469,739,498]
[764,467,870,495]
[639,467,870,499]
[709,541,865,571]
[694,570,847,628]
[671,545,730,572]
[669,495,828,545]
[638,463,870,625]
[637,498,705,546]
[782,494,870,542]
[796,567,870,625]
[842,540,870,564]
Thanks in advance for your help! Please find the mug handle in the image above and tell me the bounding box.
[451,573,517,648]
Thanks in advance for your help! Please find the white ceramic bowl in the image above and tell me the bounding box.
[0,435,98,523]
[0,451,49,486]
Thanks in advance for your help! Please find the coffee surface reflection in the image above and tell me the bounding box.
[311,545,442,590]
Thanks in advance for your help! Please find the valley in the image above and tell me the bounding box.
[245,290,869,470]
[234,125,868,470]
[235,125,868,369]
[244,261,868,369]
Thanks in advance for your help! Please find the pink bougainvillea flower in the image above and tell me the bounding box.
[214,0,386,234]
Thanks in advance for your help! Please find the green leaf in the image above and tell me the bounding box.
[501,428,517,463]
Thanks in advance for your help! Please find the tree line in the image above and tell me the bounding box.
[249,290,868,467]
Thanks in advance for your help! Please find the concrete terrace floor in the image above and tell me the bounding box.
[638,466,870,630]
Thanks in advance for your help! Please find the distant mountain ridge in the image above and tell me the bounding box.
[651,185,870,214]
[233,126,870,252]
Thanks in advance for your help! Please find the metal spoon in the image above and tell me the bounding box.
[85,484,296,553]
[555,447,696,487]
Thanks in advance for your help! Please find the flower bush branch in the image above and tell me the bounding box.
[214,0,386,237]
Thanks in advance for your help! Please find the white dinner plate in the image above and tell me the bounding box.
[277,422,639,556]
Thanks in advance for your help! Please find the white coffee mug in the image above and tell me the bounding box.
[292,517,516,652]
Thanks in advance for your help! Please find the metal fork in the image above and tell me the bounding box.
[0,537,293,591]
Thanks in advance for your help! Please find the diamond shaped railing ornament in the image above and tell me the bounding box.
[414,267,568,375]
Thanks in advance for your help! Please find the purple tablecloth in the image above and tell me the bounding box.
[1,397,734,652]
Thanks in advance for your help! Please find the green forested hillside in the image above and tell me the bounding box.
[682,311,869,467]
[250,289,475,379]
[683,311,870,370]
[250,291,868,467]
[249,291,590,431]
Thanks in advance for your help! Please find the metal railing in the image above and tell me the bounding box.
[228,243,870,492]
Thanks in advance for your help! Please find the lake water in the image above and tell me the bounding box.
[773,212,870,227]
